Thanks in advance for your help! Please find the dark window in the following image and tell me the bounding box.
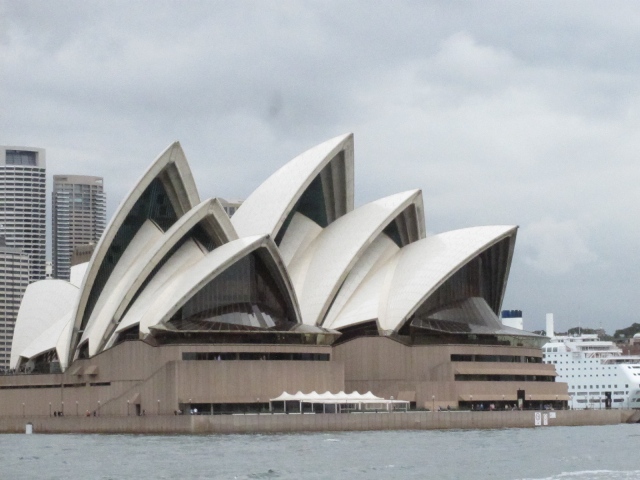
[182,351,329,361]
[6,150,37,166]
[455,374,555,382]
[451,354,535,363]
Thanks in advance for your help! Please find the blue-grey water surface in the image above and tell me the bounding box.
[1,424,639,479]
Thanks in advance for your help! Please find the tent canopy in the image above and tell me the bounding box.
[269,391,409,405]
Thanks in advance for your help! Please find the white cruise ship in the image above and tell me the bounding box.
[541,315,640,409]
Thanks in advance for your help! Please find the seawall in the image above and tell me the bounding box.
[0,409,635,434]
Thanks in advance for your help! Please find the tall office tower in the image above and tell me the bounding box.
[52,175,106,281]
[0,234,29,370]
[0,146,46,283]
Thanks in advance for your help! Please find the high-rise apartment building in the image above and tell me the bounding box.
[0,146,46,283]
[0,234,29,370]
[52,175,106,281]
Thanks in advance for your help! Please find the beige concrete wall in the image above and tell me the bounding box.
[0,409,628,434]
[0,336,570,416]
[333,337,568,407]
[0,341,340,416]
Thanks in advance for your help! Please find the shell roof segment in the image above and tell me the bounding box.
[79,198,238,356]
[134,235,301,332]
[232,133,354,239]
[10,280,78,370]
[113,238,206,338]
[66,141,200,364]
[18,311,74,371]
[330,225,518,333]
[288,189,424,326]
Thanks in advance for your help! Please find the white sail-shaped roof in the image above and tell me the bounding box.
[80,198,237,356]
[322,234,399,329]
[10,280,78,369]
[232,133,354,240]
[17,311,74,371]
[330,225,518,333]
[113,239,207,338]
[277,212,324,267]
[9,133,530,373]
[67,141,200,364]
[69,263,88,288]
[80,220,164,355]
[288,190,424,326]
[134,235,302,331]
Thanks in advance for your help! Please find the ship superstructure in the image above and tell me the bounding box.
[542,314,640,409]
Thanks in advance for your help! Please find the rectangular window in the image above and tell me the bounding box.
[6,150,37,166]
[182,352,330,361]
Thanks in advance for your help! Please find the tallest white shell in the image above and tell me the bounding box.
[65,142,201,365]
[232,133,354,239]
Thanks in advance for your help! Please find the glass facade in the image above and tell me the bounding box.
[5,150,37,166]
[52,176,106,281]
[168,252,296,331]
[182,351,329,361]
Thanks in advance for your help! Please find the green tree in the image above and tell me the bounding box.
[613,323,640,339]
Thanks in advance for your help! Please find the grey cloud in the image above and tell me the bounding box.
[3,1,640,332]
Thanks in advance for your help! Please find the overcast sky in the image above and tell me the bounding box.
[2,1,639,333]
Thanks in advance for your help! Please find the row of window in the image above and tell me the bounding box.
[182,352,330,361]
[0,382,111,390]
[575,398,624,403]
[451,354,542,363]
[570,391,627,396]
[454,374,555,382]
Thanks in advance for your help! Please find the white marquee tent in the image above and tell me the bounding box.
[269,391,410,413]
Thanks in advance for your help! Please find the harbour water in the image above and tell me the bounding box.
[1,424,639,479]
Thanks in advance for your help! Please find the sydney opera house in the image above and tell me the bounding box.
[1,134,567,416]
